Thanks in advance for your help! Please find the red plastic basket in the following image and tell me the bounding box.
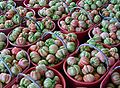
[63,44,109,87]
[88,25,120,48]
[7,18,56,49]
[58,15,96,41]
[5,67,66,88]
[0,7,35,35]
[28,47,67,70]
[2,47,31,88]
[100,60,120,88]
[27,31,79,70]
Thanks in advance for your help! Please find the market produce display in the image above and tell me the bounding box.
[100,0,120,20]
[28,31,78,68]
[89,19,120,47]
[8,17,55,47]
[11,64,65,88]
[38,0,76,20]
[0,47,30,87]
[0,0,119,88]
[0,32,8,51]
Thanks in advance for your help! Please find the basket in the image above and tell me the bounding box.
[63,43,109,87]
[27,31,79,70]
[100,60,120,88]
[1,47,30,88]
[88,22,120,48]
[58,7,96,41]
[5,67,66,88]
[7,18,55,49]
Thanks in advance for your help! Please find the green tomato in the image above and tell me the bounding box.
[87,38,96,46]
[104,38,113,45]
[49,1,56,7]
[26,12,34,18]
[20,78,31,87]
[70,2,76,7]
[45,38,55,47]
[30,51,41,63]
[37,21,44,30]
[3,55,13,63]
[101,28,108,32]
[55,3,61,8]
[49,44,58,54]
[39,0,47,6]
[0,1,6,10]
[50,6,58,11]
[65,17,73,24]
[116,11,120,19]
[91,4,97,10]
[16,50,26,60]
[96,1,102,7]
[97,64,106,75]
[28,34,37,43]
[84,4,90,11]
[114,5,120,12]
[0,62,6,72]
[93,15,101,23]
[80,51,91,58]
[101,20,109,28]
[43,78,54,88]
[52,15,60,20]
[0,42,6,50]
[90,57,100,67]
[67,42,76,52]
[38,60,48,65]
[5,20,14,28]
[34,32,41,39]
[0,16,6,24]
[12,14,21,24]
